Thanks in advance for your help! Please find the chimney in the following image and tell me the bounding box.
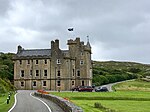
[55,39,59,49]
[51,40,54,49]
[17,45,22,53]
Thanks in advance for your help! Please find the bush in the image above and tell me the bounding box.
[94,102,117,112]
[94,102,103,108]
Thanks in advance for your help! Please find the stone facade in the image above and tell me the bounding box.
[13,38,92,91]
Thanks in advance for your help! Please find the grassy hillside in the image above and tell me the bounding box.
[0,78,14,95]
[114,79,150,91]
[0,53,14,81]
[92,61,150,86]
[0,53,15,94]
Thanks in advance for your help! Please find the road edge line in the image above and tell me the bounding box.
[30,92,52,112]
[8,92,18,112]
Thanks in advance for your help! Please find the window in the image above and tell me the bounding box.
[57,80,61,86]
[36,60,38,64]
[57,70,60,77]
[30,70,32,76]
[21,70,24,77]
[57,59,61,64]
[72,69,75,76]
[44,60,47,64]
[82,81,84,86]
[72,81,75,85]
[21,82,24,87]
[77,70,80,77]
[80,60,84,65]
[33,81,36,86]
[27,60,30,64]
[44,70,47,77]
[19,60,22,65]
[43,81,46,86]
[36,70,39,76]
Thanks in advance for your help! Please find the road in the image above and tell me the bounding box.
[95,83,114,92]
[9,90,64,112]
[96,79,135,92]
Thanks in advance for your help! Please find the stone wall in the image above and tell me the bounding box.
[34,92,83,112]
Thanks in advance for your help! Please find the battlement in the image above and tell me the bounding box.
[67,39,77,45]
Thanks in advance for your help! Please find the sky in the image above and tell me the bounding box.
[0,0,150,64]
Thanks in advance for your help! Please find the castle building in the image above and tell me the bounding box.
[13,37,92,91]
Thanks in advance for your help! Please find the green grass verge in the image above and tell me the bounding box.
[72,100,150,112]
[0,93,15,112]
[51,91,150,100]
[51,91,150,112]
[113,79,150,91]
[50,80,150,112]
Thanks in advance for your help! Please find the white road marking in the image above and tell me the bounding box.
[8,93,18,112]
[30,93,52,112]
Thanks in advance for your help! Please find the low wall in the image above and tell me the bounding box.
[34,92,83,112]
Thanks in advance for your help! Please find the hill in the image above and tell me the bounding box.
[1,52,150,89]
[92,61,150,86]
[0,78,14,94]
[0,53,15,93]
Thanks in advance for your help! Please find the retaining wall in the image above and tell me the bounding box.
[34,92,83,112]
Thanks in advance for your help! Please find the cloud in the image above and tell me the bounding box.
[0,0,150,63]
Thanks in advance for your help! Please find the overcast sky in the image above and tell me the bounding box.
[0,0,150,64]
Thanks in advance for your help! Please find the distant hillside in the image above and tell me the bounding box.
[92,61,150,86]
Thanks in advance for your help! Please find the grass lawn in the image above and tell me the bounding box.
[113,79,150,91]
[51,91,150,112]
[0,93,15,112]
[51,80,150,112]
[72,100,150,112]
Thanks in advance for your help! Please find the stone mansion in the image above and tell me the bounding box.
[13,37,92,91]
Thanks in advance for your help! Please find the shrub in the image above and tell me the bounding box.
[94,102,103,108]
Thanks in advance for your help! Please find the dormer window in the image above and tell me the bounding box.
[57,59,61,64]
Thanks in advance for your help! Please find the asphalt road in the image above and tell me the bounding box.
[10,90,64,112]
[96,79,135,92]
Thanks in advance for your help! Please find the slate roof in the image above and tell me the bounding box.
[17,49,51,57]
